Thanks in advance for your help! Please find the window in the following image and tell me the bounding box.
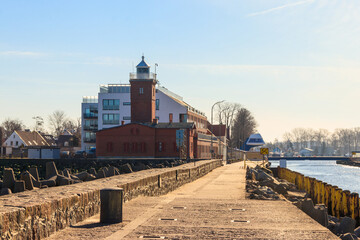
[132,143,138,152]
[140,142,146,153]
[156,99,160,110]
[84,106,98,118]
[169,113,173,122]
[16,141,18,146]
[179,114,188,123]
[123,102,131,106]
[103,114,120,125]
[123,142,130,152]
[158,142,162,152]
[10,141,13,146]
[106,142,113,152]
[103,99,120,110]
[123,116,131,120]
[139,88,144,94]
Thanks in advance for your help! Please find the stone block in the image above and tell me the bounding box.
[46,161,58,179]
[0,188,12,195]
[20,171,34,190]
[63,169,71,178]
[96,169,106,179]
[76,171,90,181]
[29,167,40,181]
[41,178,56,188]
[14,180,26,193]
[89,168,97,176]
[3,168,16,190]
[70,174,80,181]
[85,174,96,181]
[106,167,116,177]
[119,164,133,174]
[339,217,356,234]
[314,204,329,227]
[56,175,72,186]
[133,163,147,172]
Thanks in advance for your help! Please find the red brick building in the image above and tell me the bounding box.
[96,122,197,158]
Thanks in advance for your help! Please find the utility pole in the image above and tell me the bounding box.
[211,100,225,158]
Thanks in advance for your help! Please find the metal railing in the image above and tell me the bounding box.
[129,72,157,80]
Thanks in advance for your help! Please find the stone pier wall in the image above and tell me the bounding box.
[0,160,222,240]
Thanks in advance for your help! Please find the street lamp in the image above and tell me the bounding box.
[211,100,225,158]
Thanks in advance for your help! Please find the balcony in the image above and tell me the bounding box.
[129,72,157,80]
[103,120,120,125]
[83,126,98,131]
[82,96,98,103]
[83,113,98,119]
[84,138,96,143]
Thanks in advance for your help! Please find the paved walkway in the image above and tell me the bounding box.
[47,162,338,239]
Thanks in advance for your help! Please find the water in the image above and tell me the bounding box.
[270,160,360,194]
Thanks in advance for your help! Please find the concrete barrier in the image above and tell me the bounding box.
[0,159,222,239]
[277,166,360,224]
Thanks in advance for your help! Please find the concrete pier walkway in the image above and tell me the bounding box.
[47,162,338,239]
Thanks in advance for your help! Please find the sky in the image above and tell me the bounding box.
[1,0,360,142]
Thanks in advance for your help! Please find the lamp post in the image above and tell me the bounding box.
[211,100,225,159]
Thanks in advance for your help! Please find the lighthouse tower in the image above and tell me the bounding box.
[130,56,157,123]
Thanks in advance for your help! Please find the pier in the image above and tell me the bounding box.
[45,161,337,239]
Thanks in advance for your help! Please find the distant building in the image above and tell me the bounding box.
[82,56,208,153]
[2,130,54,157]
[299,148,314,157]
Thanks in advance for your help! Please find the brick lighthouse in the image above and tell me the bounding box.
[130,56,157,123]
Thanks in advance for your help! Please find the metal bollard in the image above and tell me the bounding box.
[100,188,124,223]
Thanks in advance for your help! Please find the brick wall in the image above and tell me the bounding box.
[0,159,222,240]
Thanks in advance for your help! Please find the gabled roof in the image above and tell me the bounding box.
[15,130,50,147]
[41,134,56,146]
[136,56,150,68]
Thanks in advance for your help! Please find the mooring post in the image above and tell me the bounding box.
[100,188,124,223]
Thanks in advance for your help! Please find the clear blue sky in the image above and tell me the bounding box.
[1,0,360,141]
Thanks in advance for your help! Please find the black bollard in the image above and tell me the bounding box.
[100,188,124,223]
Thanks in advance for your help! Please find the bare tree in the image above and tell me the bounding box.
[215,102,241,128]
[1,118,25,139]
[32,116,45,132]
[63,118,81,138]
[231,107,257,149]
[48,110,67,137]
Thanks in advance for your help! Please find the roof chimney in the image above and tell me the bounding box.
[121,121,125,125]
[153,118,158,124]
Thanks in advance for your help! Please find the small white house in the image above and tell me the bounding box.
[2,130,52,156]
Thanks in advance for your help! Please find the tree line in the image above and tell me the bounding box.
[0,110,81,141]
[215,102,257,150]
[266,127,360,156]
